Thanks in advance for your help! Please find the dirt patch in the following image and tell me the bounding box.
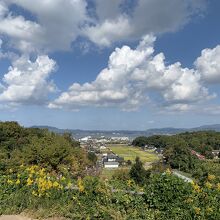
[0,215,67,220]
[0,216,33,220]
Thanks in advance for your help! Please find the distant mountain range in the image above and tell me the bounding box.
[30,124,220,139]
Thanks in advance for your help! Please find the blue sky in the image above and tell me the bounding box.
[0,0,220,130]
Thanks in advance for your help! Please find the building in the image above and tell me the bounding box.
[102,153,124,168]
[100,145,106,150]
[155,148,163,154]
[191,150,205,160]
[104,161,119,168]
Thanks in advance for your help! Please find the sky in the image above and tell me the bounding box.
[0,0,220,130]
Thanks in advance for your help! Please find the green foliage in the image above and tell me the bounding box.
[144,173,220,219]
[22,134,74,169]
[132,135,171,148]
[192,160,220,182]
[144,173,192,217]
[163,139,198,172]
[87,152,97,164]
[1,166,220,220]
[1,121,220,219]
[0,121,89,175]
[112,168,130,181]
[132,136,149,147]
[133,130,220,157]
[129,157,150,185]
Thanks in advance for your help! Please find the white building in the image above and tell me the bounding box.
[104,161,119,168]
[100,145,107,150]
[80,136,92,142]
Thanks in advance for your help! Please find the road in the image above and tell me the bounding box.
[173,171,193,183]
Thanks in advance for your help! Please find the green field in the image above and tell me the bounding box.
[108,145,159,163]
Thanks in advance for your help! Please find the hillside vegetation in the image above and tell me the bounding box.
[0,122,220,219]
[0,121,92,175]
[132,131,220,157]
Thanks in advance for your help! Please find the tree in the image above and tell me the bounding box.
[87,152,97,165]
[127,160,132,166]
[132,136,148,147]
[163,139,197,172]
[129,157,149,185]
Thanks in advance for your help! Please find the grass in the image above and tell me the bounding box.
[108,144,159,163]
[100,168,117,179]
[100,167,130,179]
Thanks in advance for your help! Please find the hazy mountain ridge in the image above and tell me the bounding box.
[30,124,220,139]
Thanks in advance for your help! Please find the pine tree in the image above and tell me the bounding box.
[129,157,147,185]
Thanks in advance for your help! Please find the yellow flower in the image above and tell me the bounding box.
[206,207,213,213]
[72,196,77,201]
[27,177,34,186]
[30,169,35,174]
[67,182,72,188]
[47,180,53,189]
[32,190,38,196]
[194,207,201,215]
[207,174,215,181]
[191,182,201,193]
[59,185,64,190]
[15,179,20,185]
[165,168,171,175]
[217,183,220,191]
[39,168,45,176]
[185,198,193,203]
[7,179,13,184]
[127,179,133,187]
[53,181,60,188]
[77,178,84,192]
[205,181,212,189]
[61,176,66,181]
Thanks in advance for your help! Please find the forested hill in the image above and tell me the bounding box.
[0,121,94,174]
[132,130,220,158]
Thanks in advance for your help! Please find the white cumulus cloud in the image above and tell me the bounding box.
[84,0,206,46]
[0,55,56,105]
[0,0,89,53]
[0,0,206,51]
[195,45,220,84]
[49,34,214,111]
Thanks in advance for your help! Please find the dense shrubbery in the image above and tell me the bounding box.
[0,164,219,219]
[1,122,220,219]
[0,121,91,175]
[192,160,220,183]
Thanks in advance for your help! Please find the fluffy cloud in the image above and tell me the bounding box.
[0,55,56,105]
[0,0,88,52]
[0,0,207,51]
[0,0,215,112]
[0,17,42,53]
[195,45,220,84]
[49,35,213,111]
[84,0,206,46]
[84,16,132,47]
